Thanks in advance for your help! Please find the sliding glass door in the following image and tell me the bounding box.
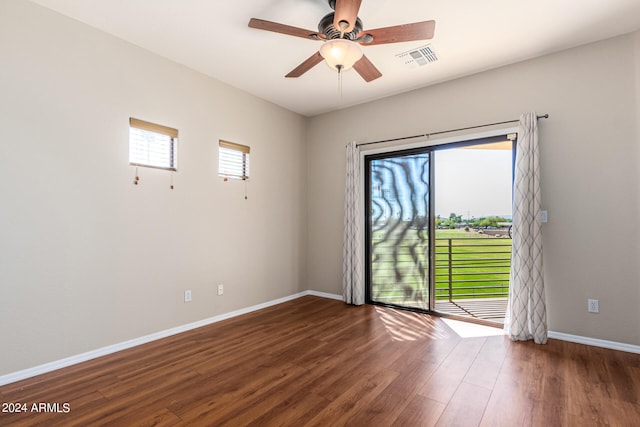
[365,135,515,323]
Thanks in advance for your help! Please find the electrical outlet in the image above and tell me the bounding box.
[184,290,192,302]
[217,284,224,296]
[588,298,599,313]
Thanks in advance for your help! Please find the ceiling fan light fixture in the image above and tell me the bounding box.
[319,39,363,72]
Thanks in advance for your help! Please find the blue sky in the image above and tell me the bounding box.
[435,147,512,219]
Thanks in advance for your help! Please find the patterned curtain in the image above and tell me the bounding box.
[505,112,548,344]
[343,141,364,305]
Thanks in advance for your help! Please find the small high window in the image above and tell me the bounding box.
[219,140,250,181]
[129,118,178,170]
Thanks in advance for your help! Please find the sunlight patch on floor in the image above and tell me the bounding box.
[374,306,506,342]
[375,306,452,341]
[441,318,506,338]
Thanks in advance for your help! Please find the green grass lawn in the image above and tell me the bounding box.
[371,229,511,302]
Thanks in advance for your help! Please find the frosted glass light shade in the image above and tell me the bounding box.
[319,39,363,72]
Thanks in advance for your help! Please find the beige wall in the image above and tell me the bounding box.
[307,32,640,346]
[0,0,308,375]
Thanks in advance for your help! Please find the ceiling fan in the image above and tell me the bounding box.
[248,0,435,82]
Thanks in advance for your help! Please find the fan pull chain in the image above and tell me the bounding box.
[337,64,343,98]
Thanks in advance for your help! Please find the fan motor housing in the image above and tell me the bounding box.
[318,12,362,40]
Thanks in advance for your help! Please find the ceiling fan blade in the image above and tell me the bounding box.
[353,55,382,82]
[358,20,435,46]
[285,51,324,78]
[249,18,322,40]
[333,0,363,34]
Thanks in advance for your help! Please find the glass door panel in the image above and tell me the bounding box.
[368,152,430,310]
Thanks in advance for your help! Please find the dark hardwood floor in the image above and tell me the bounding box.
[2,296,640,426]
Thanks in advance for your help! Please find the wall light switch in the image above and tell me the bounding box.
[540,210,548,223]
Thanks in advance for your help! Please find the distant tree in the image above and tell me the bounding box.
[471,216,510,228]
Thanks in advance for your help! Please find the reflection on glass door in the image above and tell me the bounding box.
[367,151,431,310]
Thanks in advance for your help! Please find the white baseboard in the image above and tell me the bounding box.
[3,291,637,386]
[307,290,343,301]
[548,331,640,354]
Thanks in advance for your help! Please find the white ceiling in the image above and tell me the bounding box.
[30,0,640,117]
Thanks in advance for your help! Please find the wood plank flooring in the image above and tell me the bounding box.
[2,296,640,426]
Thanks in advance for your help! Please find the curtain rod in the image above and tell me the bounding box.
[356,114,549,147]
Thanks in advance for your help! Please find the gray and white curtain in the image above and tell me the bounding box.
[343,141,364,305]
[505,112,548,344]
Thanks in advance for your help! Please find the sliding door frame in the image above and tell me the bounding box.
[363,129,518,317]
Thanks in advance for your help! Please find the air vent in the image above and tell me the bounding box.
[396,44,439,68]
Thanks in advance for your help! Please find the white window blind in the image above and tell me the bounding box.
[129,118,178,170]
[219,140,250,180]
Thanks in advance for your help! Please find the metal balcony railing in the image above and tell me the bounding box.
[370,235,512,306]
[435,237,511,301]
